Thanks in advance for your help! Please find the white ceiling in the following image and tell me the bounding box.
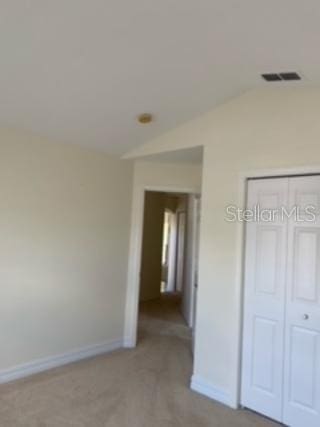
[0,1,319,155]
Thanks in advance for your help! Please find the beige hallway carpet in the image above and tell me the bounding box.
[0,294,280,427]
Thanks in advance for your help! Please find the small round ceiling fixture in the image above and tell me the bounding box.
[137,113,153,124]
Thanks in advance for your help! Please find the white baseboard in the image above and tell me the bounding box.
[0,338,123,384]
[123,336,136,348]
[191,375,236,408]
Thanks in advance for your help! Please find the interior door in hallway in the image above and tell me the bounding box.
[176,211,186,292]
[192,195,201,352]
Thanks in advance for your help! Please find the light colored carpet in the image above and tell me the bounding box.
[0,294,280,427]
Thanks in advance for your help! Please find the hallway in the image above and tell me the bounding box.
[138,293,191,342]
[0,296,280,426]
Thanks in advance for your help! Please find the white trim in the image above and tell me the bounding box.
[123,336,135,348]
[124,184,199,348]
[0,339,123,384]
[239,165,320,180]
[191,375,236,408]
[144,185,197,193]
[234,164,320,408]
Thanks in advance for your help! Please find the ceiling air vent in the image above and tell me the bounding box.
[279,72,301,81]
[262,72,302,82]
[262,73,282,82]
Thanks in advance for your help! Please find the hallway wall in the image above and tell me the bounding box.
[139,192,188,301]
[139,192,165,301]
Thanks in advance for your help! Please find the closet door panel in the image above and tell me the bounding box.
[283,176,320,427]
[241,178,288,422]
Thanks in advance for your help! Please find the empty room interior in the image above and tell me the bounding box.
[0,2,320,427]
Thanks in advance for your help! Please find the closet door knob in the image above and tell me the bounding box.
[303,314,309,320]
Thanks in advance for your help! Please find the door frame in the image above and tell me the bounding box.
[235,165,320,409]
[124,185,200,348]
[163,209,177,293]
[175,210,186,293]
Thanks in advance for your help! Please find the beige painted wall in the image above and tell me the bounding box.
[139,192,165,302]
[124,86,320,406]
[0,129,133,372]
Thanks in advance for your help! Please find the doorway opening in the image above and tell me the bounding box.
[138,191,200,348]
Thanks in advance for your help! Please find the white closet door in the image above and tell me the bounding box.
[241,178,288,421]
[283,176,320,427]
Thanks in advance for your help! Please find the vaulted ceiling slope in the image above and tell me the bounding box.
[0,1,319,155]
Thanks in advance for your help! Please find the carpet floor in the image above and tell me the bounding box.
[0,294,280,427]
